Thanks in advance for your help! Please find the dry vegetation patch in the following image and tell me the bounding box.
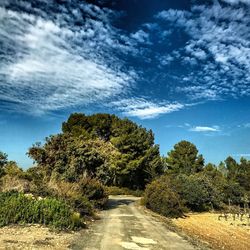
[173,212,250,250]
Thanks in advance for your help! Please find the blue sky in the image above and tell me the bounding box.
[0,0,250,168]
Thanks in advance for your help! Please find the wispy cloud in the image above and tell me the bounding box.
[222,0,250,5]
[0,1,137,115]
[233,153,250,157]
[112,98,184,119]
[189,126,220,132]
[154,1,250,101]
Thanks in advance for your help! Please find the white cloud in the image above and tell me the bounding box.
[131,30,150,44]
[190,126,220,132]
[155,2,250,101]
[112,98,184,119]
[242,123,250,128]
[233,153,250,157]
[0,2,137,115]
[222,0,250,5]
[159,54,174,65]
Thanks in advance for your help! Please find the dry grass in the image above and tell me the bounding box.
[173,212,250,250]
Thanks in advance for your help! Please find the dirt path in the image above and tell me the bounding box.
[71,195,197,250]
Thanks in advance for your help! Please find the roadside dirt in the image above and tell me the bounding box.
[173,212,250,250]
[71,195,197,250]
[0,224,79,249]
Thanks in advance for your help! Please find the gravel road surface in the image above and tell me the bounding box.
[71,195,197,250]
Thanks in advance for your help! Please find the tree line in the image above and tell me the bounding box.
[0,112,250,222]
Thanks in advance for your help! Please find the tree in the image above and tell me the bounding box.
[28,113,164,189]
[235,157,250,192]
[166,141,204,175]
[225,156,238,180]
[0,151,8,177]
[0,151,7,168]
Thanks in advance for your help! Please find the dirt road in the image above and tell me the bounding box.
[71,195,197,250]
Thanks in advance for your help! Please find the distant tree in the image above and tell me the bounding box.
[225,156,238,180]
[0,151,7,168]
[0,151,8,177]
[218,161,228,177]
[235,157,250,191]
[166,141,204,175]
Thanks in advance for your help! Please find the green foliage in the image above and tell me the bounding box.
[45,178,107,216]
[0,151,8,177]
[225,156,238,180]
[0,191,83,230]
[223,180,246,205]
[25,166,52,197]
[67,194,94,216]
[174,174,223,211]
[166,141,204,175]
[144,175,185,218]
[78,178,108,208]
[28,113,164,189]
[0,151,8,167]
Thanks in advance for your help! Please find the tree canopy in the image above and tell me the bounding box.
[28,113,164,189]
[165,140,204,175]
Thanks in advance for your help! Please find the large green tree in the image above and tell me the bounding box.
[28,113,164,189]
[166,140,204,175]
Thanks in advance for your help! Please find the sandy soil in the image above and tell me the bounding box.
[173,212,250,250]
[0,224,80,249]
[71,195,196,250]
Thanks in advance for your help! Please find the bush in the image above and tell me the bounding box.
[0,191,84,230]
[78,178,108,208]
[46,178,108,215]
[174,174,223,211]
[144,176,184,218]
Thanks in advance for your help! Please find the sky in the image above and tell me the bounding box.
[0,0,250,168]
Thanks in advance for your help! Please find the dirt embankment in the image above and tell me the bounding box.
[173,212,250,250]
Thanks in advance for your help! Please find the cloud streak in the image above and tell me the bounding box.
[189,126,220,132]
[112,98,184,119]
[0,1,137,114]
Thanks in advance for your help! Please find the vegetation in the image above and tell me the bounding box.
[28,113,164,189]
[144,175,185,217]
[0,113,250,228]
[0,191,82,230]
[145,140,250,217]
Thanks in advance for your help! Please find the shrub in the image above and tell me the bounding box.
[78,178,108,208]
[46,178,108,215]
[144,176,184,218]
[46,180,94,216]
[0,191,84,230]
[174,174,223,211]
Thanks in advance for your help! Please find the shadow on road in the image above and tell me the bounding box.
[104,196,138,210]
